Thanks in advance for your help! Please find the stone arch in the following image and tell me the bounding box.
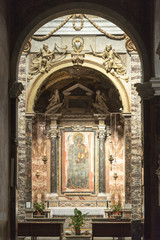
[26,57,131,114]
[11,1,150,86]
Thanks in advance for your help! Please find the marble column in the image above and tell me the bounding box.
[50,127,58,193]
[123,113,131,204]
[17,54,28,221]
[25,115,34,202]
[49,115,61,193]
[98,124,106,193]
[130,52,142,240]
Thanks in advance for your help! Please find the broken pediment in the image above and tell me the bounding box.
[62,83,93,96]
[62,83,94,113]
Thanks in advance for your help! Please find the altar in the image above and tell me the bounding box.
[50,207,105,218]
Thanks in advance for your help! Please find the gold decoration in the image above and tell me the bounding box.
[32,14,125,42]
[23,38,31,52]
[125,35,136,52]
[32,15,72,41]
[73,14,84,31]
[84,14,125,40]
[72,37,84,53]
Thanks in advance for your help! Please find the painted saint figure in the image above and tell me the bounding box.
[67,133,89,189]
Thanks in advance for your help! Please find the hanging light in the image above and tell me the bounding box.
[36,171,40,178]
[113,172,118,181]
[108,155,114,170]
[42,155,47,164]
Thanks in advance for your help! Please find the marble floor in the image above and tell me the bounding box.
[22,238,135,240]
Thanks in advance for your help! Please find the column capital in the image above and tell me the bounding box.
[122,113,131,118]
[98,125,106,139]
[49,124,58,138]
[134,82,155,100]
[25,113,35,119]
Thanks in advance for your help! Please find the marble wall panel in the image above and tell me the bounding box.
[17,54,27,221]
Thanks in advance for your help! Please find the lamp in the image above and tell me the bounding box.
[42,155,47,164]
[113,172,118,181]
[36,171,40,178]
[108,155,114,170]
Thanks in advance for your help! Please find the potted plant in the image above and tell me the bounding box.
[110,204,121,215]
[69,208,88,235]
[34,202,45,215]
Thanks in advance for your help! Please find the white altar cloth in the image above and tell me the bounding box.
[50,207,105,218]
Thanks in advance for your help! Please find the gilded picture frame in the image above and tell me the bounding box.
[59,128,96,195]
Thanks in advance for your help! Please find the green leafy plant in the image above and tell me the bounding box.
[69,208,88,235]
[34,202,45,215]
[110,204,121,213]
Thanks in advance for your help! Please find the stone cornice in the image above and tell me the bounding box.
[150,78,160,96]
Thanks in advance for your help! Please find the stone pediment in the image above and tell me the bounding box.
[62,83,93,96]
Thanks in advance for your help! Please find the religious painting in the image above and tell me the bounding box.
[60,129,96,195]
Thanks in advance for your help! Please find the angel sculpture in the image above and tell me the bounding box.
[28,43,67,80]
[93,90,109,114]
[91,44,128,82]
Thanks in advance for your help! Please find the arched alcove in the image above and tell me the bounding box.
[16,11,145,240]
[26,59,131,114]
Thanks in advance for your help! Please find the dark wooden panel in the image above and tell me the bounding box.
[18,222,62,237]
[92,223,131,237]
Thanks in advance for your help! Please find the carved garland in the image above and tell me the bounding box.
[32,14,125,41]
[32,15,72,41]
[83,14,125,40]
[73,14,84,31]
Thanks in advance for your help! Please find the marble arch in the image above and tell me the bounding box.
[26,57,131,114]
